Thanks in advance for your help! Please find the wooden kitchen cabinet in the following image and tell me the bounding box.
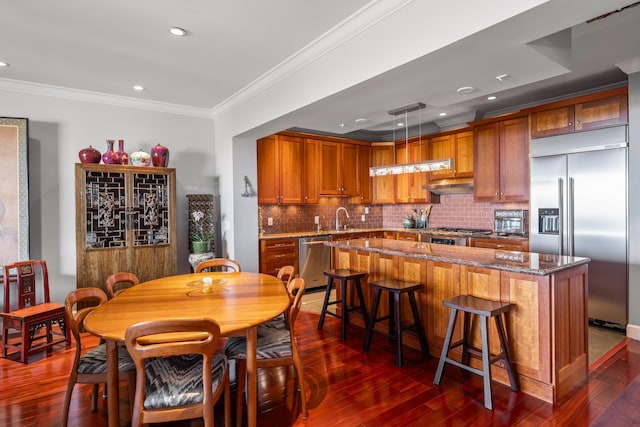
[75,163,177,294]
[473,115,529,202]
[303,138,321,204]
[395,138,433,203]
[528,87,628,138]
[371,143,395,204]
[257,134,305,204]
[469,238,529,252]
[428,129,474,180]
[259,238,298,277]
[319,140,359,196]
[351,144,372,204]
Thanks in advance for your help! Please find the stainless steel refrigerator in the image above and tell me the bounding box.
[529,125,628,328]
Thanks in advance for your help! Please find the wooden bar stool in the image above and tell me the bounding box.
[433,295,520,410]
[317,269,369,341]
[363,277,429,367]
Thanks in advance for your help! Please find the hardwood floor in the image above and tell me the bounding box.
[1,311,639,426]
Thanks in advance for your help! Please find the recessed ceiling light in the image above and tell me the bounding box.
[338,123,345,128]
[456,86,475,94]
[133,85,145,91]
[354,118,369,124]
[439,112,447,117]
[0,61,8,67]
[169,27,187,37]
[487,95,497,100]
[397,122,404,127]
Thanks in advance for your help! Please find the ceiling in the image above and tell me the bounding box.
[1,1,639,141]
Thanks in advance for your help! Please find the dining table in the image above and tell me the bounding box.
[83,271,290,427]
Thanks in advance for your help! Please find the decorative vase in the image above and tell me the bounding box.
[130,148,152,166]
[78,145,101,163]
[101,140,120,164]
[116,139,129,165]
[402,217,415,228]
[151,143,170,167]
[192,241,209,254]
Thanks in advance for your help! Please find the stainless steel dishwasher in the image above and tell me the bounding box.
[298,236,331,290]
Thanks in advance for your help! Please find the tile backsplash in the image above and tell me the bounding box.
[259,194,528,234]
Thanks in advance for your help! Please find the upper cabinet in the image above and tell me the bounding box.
[395,138,435,203]
[371,143,395,204]
[473,116,529,203]
[302,138,320,204]
[319,140,359,196]
[257,134,305,204]
[527,87,628,139]
[428,129,474,181]
[352,144,373,204]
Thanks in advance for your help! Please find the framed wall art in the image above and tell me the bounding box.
[0,117,29,269]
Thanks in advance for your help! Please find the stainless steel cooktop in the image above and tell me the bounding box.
[427,227,493,237]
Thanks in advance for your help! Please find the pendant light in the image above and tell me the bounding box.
[369,102,453,176]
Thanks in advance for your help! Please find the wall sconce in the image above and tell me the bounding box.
[241,175,252,198]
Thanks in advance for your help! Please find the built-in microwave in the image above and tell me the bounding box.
[494,209,528,236]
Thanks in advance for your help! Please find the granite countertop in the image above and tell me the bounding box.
[326,238,588,276]
[259,228,528,242]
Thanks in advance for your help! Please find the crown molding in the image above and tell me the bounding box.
[0,77,214,119]
[210,0,413,117]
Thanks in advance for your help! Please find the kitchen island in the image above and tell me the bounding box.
[326,237,589,404]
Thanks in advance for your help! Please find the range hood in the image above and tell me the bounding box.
[423,177,474,195]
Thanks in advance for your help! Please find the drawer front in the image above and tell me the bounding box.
[261,249,297,263]
[260,260,298,276]
[262,239,297,251]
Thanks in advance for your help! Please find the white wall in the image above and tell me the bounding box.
[0,89,215,303]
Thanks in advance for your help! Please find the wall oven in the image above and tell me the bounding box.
[428,236,468,246]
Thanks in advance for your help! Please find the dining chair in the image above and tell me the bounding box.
[124,318,231,427]
[62,287,136,427]
[225,277,308,426]
[263,265,296,331]
[106,272,140,298]
[195,258,241,273]
[1,260,71,363]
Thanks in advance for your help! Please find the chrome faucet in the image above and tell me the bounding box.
[335,207,350,231]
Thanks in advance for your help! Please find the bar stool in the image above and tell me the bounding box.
[363,277,429,367]
[433,295,520,410]
[317,269,369,341]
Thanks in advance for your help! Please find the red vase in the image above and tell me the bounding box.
[78,145,101,163]
[102,140,120,164]
[116,139,129,165]
[151,143,170,167]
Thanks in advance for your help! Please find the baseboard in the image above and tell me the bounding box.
[626,323,640,340]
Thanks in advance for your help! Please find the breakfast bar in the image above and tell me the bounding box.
[326,237,590,404]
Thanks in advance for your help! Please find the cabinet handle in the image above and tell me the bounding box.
[576,120,581,124]
[568,122,573,126]
[273,254,287,258]
[495,244,504,248]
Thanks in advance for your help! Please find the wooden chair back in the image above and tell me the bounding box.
[124,318,229,427]
[3,259,51,311]
[195,258,241,273]
[106,272,140,298]
[276,265,295,289]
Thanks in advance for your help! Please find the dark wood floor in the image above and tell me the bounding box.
[1,310,639,427]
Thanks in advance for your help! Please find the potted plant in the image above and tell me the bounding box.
[190,210,213,254]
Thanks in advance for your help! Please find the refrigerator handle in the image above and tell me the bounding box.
[568,177,575,256]
[558,177,563,256]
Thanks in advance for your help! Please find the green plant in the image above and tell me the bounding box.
[190,210,212,242]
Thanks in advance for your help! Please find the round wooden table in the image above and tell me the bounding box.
[84,271,289,427]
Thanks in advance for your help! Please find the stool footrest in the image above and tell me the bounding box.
[444,357,485,377]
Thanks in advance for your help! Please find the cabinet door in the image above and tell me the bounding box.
[530,106,574,138]
[575,94,628,132]
[278,135,304,204]
[454,131,474,178]
[499,117,529,202]
[76,164,177,293]
[395,144,410,203]
[429,134,455,180]
[409,140,430,202]
[426,261,460,346]
[371,144,395,203]
[257,135,279,204]
[473,123,501,202]
[341,143,359,196]
[319,141,341,195]
[353,144,372,204]
[303,139,320,204]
